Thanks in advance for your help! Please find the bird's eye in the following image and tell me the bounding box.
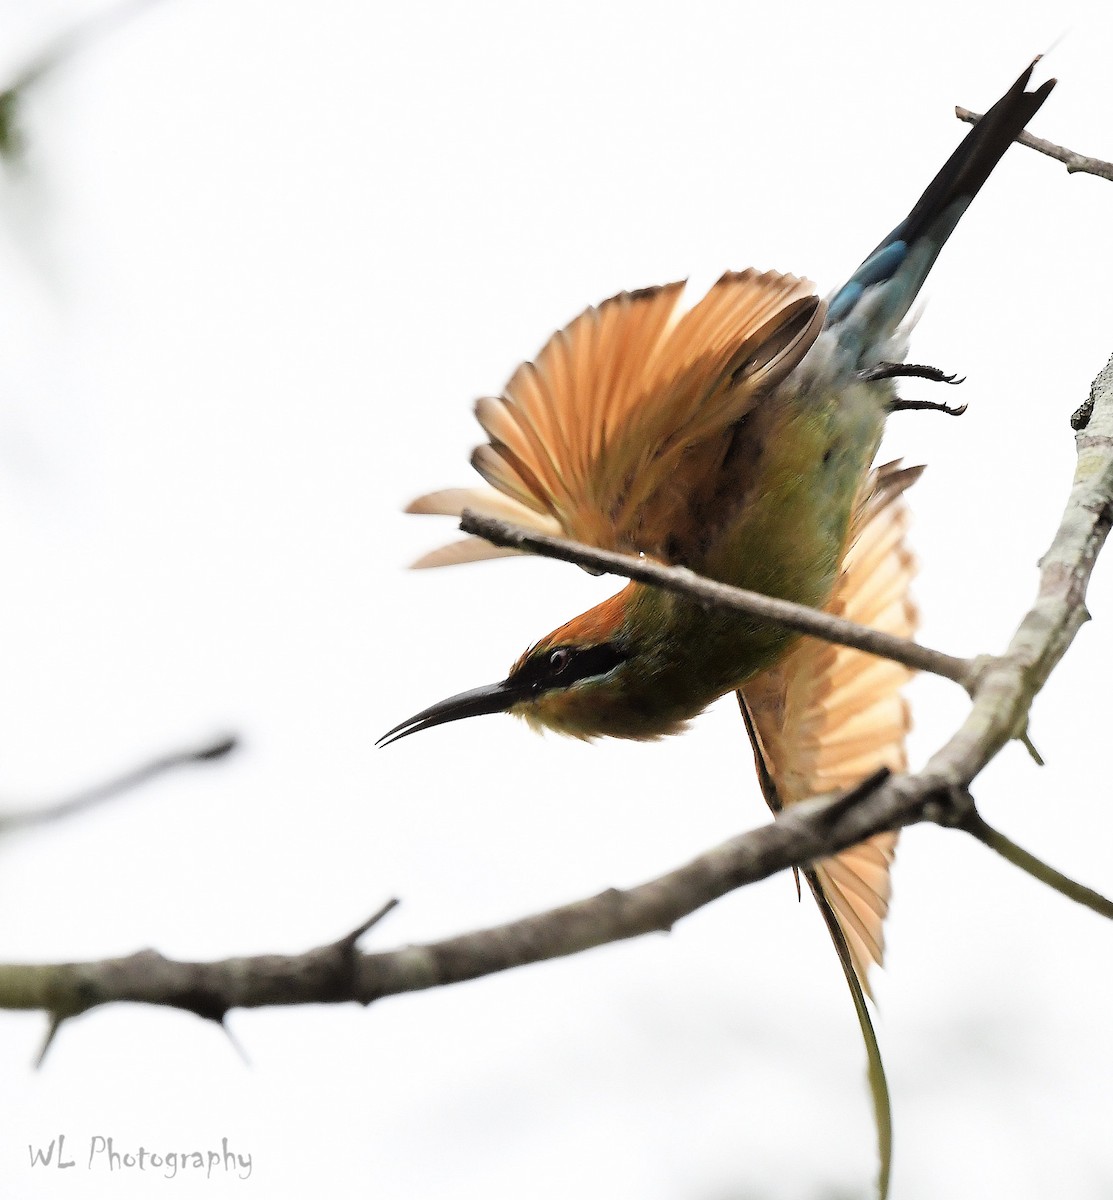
[549,648,572,673]
[510,641,625,695]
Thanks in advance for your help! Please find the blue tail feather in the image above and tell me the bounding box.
[826,61,1055,362]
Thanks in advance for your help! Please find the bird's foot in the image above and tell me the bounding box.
[860,360,965,385]
[887,396,968,417]
[863,361,968,416]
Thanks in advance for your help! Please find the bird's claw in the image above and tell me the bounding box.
[860,361,965,386]
[887,397,969,417]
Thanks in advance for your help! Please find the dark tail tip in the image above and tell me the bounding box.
[897,59,1055,249]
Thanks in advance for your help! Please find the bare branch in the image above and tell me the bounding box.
[919,351,1113,788]
[959,807,1113,921]
[458,510,976,688]
[0,732,238,836]
[0,772,951,1021]
[956,105,1113,181]
[1,768,1108,1027]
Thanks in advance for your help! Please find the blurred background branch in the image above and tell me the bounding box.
[0,0,166,163]
[0,731,237,836]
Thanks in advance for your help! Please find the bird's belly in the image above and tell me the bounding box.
[660,381,887,701]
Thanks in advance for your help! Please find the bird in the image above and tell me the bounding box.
[380,62,1054,1198]
[380,62,1051,747]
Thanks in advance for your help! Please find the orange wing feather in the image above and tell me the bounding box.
[739,460,921,996]
[404,488,563,569]
[407,270,823,565]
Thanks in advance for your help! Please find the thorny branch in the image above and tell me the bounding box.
[1,116,1112,1048]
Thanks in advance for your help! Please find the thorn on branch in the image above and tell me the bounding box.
[166,992,228,1026]
[35,1014,66,1069]
[335,899,401,954]
[218,1017,252,1066]
[1019,730,1045,766]
[316,900,402,1005]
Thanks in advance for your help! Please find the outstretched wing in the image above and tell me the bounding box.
[739,459,920,992]
[737,459,920,1200]
[406,270,823,565]
[405,487,563,569]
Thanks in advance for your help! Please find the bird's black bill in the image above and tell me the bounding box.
[376,680,521,747]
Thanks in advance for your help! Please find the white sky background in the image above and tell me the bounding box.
[0,0,1111,1196]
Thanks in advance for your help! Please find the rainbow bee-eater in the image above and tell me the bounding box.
[381,63,1053,1198]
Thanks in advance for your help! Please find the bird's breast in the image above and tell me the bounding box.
[636,376,889,705]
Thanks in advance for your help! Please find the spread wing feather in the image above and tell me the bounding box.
[738,458,920,994]
[408,270,823,565]
[736,460,919,1200]
[405,487,563,569]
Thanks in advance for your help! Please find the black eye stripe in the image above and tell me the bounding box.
[511,642,625,694]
